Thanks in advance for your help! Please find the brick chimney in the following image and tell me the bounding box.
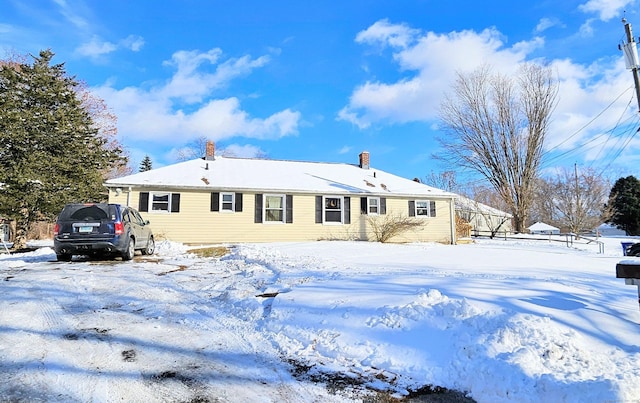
[359,151,370,170]
[205,140,215,160]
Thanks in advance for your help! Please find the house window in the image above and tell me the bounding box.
[138,192,180,213]
[415,200,436,217]
[255,194,292,223]
[325,196,343,223]
[325,196,342,223]
[360,197,386,215]
[316,196,350,224]
[265,195,285,223]
[211,192,243,212]
[221,193,234,211]
[152,193,170,211]
[368,197,380,215]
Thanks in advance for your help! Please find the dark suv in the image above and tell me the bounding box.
[53,203,154,261]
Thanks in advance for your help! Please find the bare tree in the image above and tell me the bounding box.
[543,167,613,234]
[177,136,211,161]
[439,64,558,232]
[423,170,460,193]
[75,80,132,179]
[466,183,510,212]
[529,177,558,225]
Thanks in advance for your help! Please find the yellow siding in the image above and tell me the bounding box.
[107,188,454,244]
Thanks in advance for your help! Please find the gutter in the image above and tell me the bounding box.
[449,195,457,245]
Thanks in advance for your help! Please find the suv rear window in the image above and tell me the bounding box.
[59,204,117,221]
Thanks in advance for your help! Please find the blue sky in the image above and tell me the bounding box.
[2,0,640,182]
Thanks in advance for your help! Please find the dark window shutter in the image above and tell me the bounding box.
[235,193,243,212]
[344,197,351,224]
[408,200,415,217]
[380,198,387,215]
[430,201,436,217]
[171,193,181,213]
[360,197,367,214]
[211,192,220,211]
[255,194,263,223]
[315,196,322,223]
[286,195,293,223]
[139,192,149,212]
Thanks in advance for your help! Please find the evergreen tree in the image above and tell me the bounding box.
[139,155,153,172]
[607,175,640,235]
[0,50,124,246]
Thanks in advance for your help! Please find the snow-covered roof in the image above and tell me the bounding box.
[528,222,560,231]
[105,156,456,198]
[455,195,512,217]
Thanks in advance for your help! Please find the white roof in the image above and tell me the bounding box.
[455,195,512,217]
[528,222,560,231]
[105,156,456,198]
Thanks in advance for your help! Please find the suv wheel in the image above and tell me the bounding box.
[142,237,155,255]
[56,254,72,262]
[122,237,135,261]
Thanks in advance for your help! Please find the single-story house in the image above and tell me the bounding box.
[104,142,458,244]
[528,222,560,235]
[455,196,513,237]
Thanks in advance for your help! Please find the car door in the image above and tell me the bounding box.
[131,209,151,247]
[122,208,140,248]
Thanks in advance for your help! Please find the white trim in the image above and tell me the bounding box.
[150,192,171,213]
[415,200,436,218]
[368,196,380,215]
[220,192,235,212]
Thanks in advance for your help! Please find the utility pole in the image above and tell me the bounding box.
[574,163,581,233]
[620,18,640,113]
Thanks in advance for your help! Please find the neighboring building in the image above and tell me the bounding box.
[528,222,560,235]
[104,143,458,244]
[0,220,11,244]
[455,196,513,237]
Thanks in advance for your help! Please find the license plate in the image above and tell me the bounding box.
[79,226,93,233]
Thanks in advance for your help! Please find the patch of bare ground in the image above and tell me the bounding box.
[187,246,231,258]
[287,359,476,403]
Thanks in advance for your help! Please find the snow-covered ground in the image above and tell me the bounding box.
[1,235,639,402]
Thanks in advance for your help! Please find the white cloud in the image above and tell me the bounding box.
[52,0,90,30]
[121,35,144,52]
[75,36,117,58]
[578,18,596,37]
[340,23,541,128]
[355,19,419,49]
[76,34,145,59]
[93,49,300,149]
[338,146,352,154]
[160,49,270,102]
[578,0,635,21]
[341,19,639,168]
[535,17,563,33]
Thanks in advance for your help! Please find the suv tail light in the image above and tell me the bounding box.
[53,223,59,236]
[114,221,124,235]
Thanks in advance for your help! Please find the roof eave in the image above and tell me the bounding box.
[103,182,456,199]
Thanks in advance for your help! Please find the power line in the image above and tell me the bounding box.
[545,86,633,155]
[596,115,640,177]
[541,95,638,170]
